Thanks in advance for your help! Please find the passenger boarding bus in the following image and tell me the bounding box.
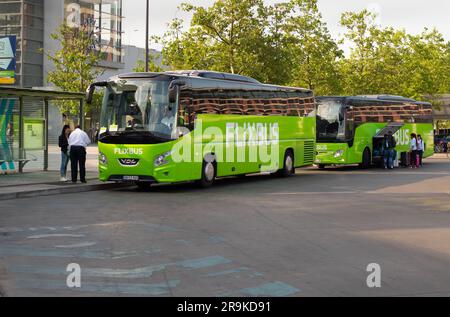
[86,71,316,188]
[315,95,434,168]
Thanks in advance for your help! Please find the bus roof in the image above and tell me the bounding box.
[113,71,312,94]
[317,95,431,106]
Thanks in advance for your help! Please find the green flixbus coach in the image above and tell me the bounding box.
[315,95,434,169]
[86,71,316,188]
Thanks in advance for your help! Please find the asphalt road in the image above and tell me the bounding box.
[1,158,450,297]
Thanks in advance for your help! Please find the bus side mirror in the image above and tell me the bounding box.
[168,80,186,103]
[169,85,180,103]
[86,82,108,104]
[86,84,95,104]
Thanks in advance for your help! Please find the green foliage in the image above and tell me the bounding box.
[133,54,164,72]
[153,0,448,102]
[280,0,343,93]
[339,10,450,101]
[43,24,103,116]
[155,0,341,90]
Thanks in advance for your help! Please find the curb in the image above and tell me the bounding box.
[0,182,134,201]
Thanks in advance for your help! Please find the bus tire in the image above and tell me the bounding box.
[318,164,326,169]
[359,148,371,169]
[136,182,152,190]
[278,150,295,177]
[198,159,216,188]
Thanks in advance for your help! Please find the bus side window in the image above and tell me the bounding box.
[345,107,355,140]
[286,92,299,117]
[178,90,193,130]
[276,91,288,116]
[249,91,264,115]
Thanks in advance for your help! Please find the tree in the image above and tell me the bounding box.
[157,0,342,90]
[401,29,450,100]
[133,54,164,73]
[155,1,272,82]
[281,0,343,93]
[339,9,380,95]
[182,0,266,75]
[43,24,103,116]
[156,1,449,100]
[339,9,450,100]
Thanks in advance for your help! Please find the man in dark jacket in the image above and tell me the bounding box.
[59,125,71,181]
[382,131,397,169]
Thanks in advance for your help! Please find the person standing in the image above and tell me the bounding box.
[382,131,397,169]
[417,134,425,167]
[68,125,91,183]
[382,134,390,169]
[58,125,71,182]
[409,133,419,168]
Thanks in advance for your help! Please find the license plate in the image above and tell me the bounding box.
[123,176,139,181]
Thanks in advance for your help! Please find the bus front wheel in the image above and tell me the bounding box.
[359,148,372,169]
[197,159,216,188]
[277,150,295,177]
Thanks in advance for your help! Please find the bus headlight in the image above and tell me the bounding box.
[154,151,172,167]
[99,152,108,165]
[334,150,344,158]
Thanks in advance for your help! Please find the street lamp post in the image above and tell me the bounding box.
[145,0,149,72]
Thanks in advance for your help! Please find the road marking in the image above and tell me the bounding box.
[11,256,233,279]
[0,221,178,235]
[178,256,231,269]
[27,234,85,239]
[205,267,250,277]
[221,281,300,297]
[54,242,97,248]
[0,245,160,259]
[16,279,180,296]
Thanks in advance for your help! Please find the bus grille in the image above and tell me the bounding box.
[304,141,315,164]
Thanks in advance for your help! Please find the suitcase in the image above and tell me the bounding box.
[400,152,410,167]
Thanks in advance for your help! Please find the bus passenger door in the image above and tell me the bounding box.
[345,106,355,148]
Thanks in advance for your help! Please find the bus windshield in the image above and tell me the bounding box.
[100,79,177,140]
[316,99,346,142]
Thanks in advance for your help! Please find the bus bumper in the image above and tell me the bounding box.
[315,144,348,165]
[98,142,200,184]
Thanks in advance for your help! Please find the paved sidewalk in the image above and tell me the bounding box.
[0,171,131,201]
[0,170,98,187]
[0,145,129,201]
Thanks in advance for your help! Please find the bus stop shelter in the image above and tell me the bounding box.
[0,87,85,173]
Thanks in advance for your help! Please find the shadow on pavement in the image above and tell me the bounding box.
[115,159,450,196]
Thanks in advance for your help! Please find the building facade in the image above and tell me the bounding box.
[0,0,127,88]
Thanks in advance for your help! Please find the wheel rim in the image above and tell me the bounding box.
[285,155,293,173]
[204,162,215,182]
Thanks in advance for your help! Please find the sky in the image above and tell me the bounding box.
[121,0,450,50]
